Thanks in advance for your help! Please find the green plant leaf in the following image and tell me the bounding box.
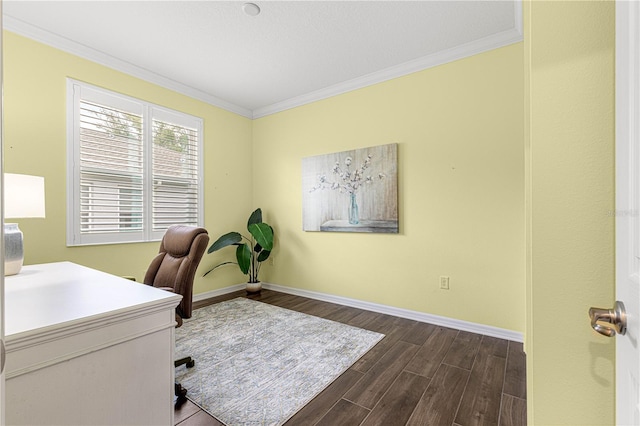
[257,250,271,262]
[202,261,237,277]
[248,208,262,228]
[207,232,242,253]
[236,244,251,274]
[248,223,273,251]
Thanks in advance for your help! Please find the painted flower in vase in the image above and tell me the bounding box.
[310,153,386,224]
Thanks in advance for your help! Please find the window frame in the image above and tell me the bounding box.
[66,79,204,246]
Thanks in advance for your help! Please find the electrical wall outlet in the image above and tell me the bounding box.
[439,276,450,290]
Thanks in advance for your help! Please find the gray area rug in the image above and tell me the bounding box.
[175,297,384,426]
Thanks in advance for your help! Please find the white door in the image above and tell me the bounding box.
[615,1,640,424]
[0,0,6,422]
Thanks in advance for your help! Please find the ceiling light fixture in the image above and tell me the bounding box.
[243,3,261,17]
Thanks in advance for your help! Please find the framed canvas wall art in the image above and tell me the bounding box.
[302,143,398,233]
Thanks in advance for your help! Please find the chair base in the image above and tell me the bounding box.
[175,356,195,369]
[174,383,188,408]
[175,355,195,407]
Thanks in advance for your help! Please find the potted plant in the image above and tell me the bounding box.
[204,208,274,293]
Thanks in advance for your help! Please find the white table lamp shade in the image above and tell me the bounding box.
[5,173,46,219]
[4,173,46,275]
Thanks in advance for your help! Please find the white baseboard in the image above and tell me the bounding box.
[192,283,246,302]
[194,282,523,343]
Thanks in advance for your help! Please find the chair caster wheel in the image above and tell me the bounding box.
[186,359,195,368]
[174,383,188,408]
[175,383,187,398]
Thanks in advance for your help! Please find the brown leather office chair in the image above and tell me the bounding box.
[143,224,209,403]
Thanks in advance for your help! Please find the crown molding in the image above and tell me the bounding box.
[4,15,253,119]
[5,0,522,120]
[254,32,523,119]
[253,0,523,118]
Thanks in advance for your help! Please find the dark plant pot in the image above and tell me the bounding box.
[246,282,262,293]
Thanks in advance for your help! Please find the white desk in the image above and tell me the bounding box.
[4,262,182,425]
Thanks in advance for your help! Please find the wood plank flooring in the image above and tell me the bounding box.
[174,289,526,426]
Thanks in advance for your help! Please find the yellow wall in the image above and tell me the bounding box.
[526,1,615,424]
[4,19,526,335]
[3,32,254,294]
[253,43,525,332]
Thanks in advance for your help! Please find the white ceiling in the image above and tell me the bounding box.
[3,1,522,118]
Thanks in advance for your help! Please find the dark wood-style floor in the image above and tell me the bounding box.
[175,289,527,426]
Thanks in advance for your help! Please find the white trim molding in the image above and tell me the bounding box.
[192,283,247,302]
[4,15,253,119]
[253,25,523,118]
[195,282,523,343]
[5,0,522,120]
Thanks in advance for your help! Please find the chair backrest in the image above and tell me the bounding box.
[144,225,209,319]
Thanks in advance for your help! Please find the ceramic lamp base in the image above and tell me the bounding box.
[4,223,24,276]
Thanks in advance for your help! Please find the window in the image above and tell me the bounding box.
[67,80,203,246]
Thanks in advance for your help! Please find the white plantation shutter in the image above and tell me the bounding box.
[79,100,144,235]
[67,81,203,246]
[150,109,202,240]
